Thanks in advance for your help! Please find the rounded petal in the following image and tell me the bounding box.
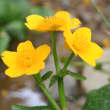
[55,11,71,20]
[17,40,34,52]
[71,18,81,29]
[1,51,17,67]
[55,11,71,30]
[79,42,104,66]
[64,30,78,55]
[5,68,23,78]
[25,15,44,30]
[73,27,91,43]
[25,62,45,75]
[55,11,81,30]
[36,44,51,61]
[64,30,74,43]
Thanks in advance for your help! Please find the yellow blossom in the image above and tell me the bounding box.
[1,89,8,97]
[64,27,104,66]
[103,38,110,47]
[1,40,50,78]
[83,0,90,7]
[25,11,81,32]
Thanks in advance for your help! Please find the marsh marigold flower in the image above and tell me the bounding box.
[64,27,104,66]
[1,40,50,78]
[25,11,81,32]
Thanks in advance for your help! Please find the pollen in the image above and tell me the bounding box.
[38,16,64,31]
[17,52,35,68]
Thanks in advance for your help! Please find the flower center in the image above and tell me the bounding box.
[17,51,36,69]
[39,16,64,31]
[22,56,33,68]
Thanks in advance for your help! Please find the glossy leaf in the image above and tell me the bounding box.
[30,6,53,16]
[5,21,26,41]
[83,84,110,110]
[12,105,51,110]
[42,71,53,81]
[0,0,31,26]
[49,75,58,87]
[65,70,86,80]
[0,31,10,55]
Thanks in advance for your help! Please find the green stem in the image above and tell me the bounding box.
[51,32,60,73]
[58,77,68,110]
[50,32,68,110]
[59,53,74,110]
[33,74,61,110]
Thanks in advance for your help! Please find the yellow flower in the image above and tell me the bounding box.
[1,40,50,78]
[103,38,110,47]
[25,11,81,32]
[64,27,104,66]
[83,0,90,7]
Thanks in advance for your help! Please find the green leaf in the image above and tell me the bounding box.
[12,105,52,110]
[30,6,53,16]
[66,70,86,80]
[0,0,31,26]
[0,31,10,54]
[49,75,58,87]
[83,84,110,110]
[33,74,41,84]
[5,21,26,41]
[42,71,53,81]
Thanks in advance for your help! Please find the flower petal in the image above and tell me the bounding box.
[55,11,71,21]
[64,30,74,43]
[1,51,17,67]
[25,15,44,30]
[55,11,81,30]
[36,44,51,61]
[72,27,91,43]
[64,27,91,47]
[17,40,34,52]
[71,18,81,29]
[5,68,23,78]
[64,30,78,55]
[25,62,45,75]
[55,11,71,30]
[79,42,104,66]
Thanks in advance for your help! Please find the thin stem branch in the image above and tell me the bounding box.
[33,74,61,110]
[58,53,74,109]
[92,0,110,29]
[62,52,74,72]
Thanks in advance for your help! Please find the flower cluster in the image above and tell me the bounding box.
[2,10,103,78]
[25,10,103,66]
